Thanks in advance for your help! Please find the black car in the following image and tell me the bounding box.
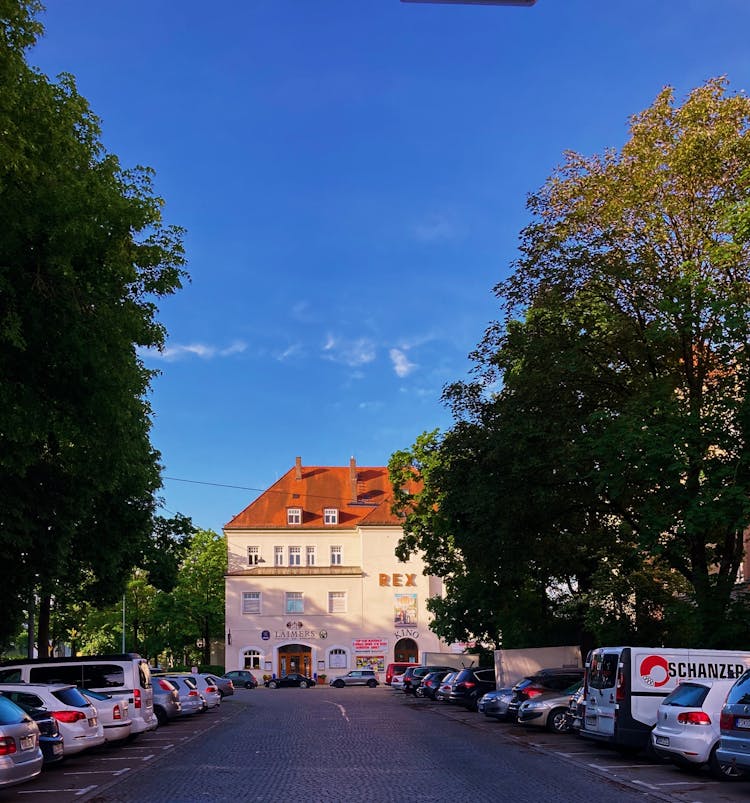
[416,670,451,700]
[448,667,497,710]
[12,702,65,765]
[507,668,585,721]
[402,665,454,695]
[265,673,315,689]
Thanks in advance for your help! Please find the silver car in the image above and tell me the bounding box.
[329,670,379,688]
[517,681,583,733]
[166,676,205,716]
[0,695,43,789]
[151,677,182,726]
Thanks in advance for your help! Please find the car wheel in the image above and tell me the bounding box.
[245,682,253,689]
[709,744,745,781]
[154,706,167,727]
[546,708,569,734]
[299,681,309,688]
[333,679,345,688]
[268,681,278,689]
[367,679,378,688]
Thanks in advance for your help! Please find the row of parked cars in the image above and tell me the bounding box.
[393,657,750,783]
[0,653,247,791]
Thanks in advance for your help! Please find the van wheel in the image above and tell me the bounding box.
[547,708,569,734]
[709,744,745,781]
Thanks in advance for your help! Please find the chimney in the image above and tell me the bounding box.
[295,456,302,480]
[349,456,357,501]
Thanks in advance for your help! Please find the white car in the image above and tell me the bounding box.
[0,684,105,756]
[81,690,132,743]
[189,674,222,709]
[652,678,737,779]
[390,672,407,691]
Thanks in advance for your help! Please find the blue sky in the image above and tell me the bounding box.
[30,0,750,533]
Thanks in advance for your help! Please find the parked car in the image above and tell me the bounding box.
[265,673,315,689]
[434,672,457,702]
[0,683,105,756]
[479,687,515,720]
[385,662,419,686]
[0,695,43,789]
[330,670,379,688]
[190,674,223,708]
[207,674,234,698]
[150,677,183,725]
[403,666,454,696]
[223,670,258,689]
[416,670,451,700]
[390,672,408,692]
[716,668,750,779]
[507,668,585,721]
[518,681,583,733]
[448,667,497,710]
[81,689,132,742]
[165,676,204,716]
[4,697,63,766]
[0,654,157,735]
[651,678,738,779]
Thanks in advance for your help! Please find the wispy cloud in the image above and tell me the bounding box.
[389,348,417,378]
[322,335,376,367]
[413,216,460,243]
[276,343,304,361]
[141,340,247,362]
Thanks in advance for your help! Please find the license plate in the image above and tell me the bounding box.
[88,717,97,727]
[20,735,34,750]
[655,735,669,746]
[585,715,597,726]
[736,717,750,729]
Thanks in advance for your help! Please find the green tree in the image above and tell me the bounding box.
[392,78,750,651]
[0,1,187,649]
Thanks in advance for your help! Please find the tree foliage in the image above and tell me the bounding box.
[0,1,187,649]
[391,78,750,651]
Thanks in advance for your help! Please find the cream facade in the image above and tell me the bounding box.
[223,458,449,681]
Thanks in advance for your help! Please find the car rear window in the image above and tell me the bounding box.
[662,682,710,708]
[0,695,27,725]
[726,671,750,705]
[52,686,91,708]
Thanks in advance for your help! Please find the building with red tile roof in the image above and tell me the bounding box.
[224,457,450,680]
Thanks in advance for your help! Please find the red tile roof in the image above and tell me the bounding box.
[224,460,414,529]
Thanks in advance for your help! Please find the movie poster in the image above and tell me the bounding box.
[393,593,418,627]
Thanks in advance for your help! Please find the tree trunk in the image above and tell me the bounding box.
[36,594,52,658]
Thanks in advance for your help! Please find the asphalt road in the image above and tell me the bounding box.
[3,686,749,803]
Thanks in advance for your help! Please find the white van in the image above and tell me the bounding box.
[0,653,157,735]
[581,646,750,751]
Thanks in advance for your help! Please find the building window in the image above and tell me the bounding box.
[274,546,283,566]
[324,508,338,526]
[285,592,304,614]
[242,591,261,615]
[330,545,342,565]
[329,648,347,669]
[287,507,302,525]
[247,545,260,565]
[328,591,347,613]
[289,546,301,566]
[243,650,261,670]
[306,546,316,566]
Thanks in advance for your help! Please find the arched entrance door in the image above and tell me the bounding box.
[394,638,418,663]
[278,643,312,677]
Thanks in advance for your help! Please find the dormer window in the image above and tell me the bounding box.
[324,508,338,526]
[287,507,302,526]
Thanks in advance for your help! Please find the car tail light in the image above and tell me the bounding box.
[133,689,142,709]
[206,685,217,693]
[113,704,122,721]
[51,710,86,724]
[0,737,17,756]
[720,711,734,731]
[524,687,544,699]
[157,679,174,691]
[188,690,200,697]
[461,681,476,689]
[677,711,711,725]
[615,669,626,702]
